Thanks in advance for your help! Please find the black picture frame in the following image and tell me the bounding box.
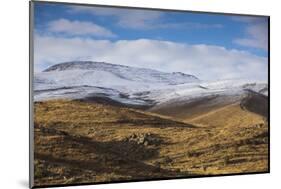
[29,1,270,188]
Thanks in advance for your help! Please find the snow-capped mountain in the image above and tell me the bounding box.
[43,61,199,85]
[34,61,268,107]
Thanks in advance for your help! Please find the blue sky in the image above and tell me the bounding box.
[33,2,268,81]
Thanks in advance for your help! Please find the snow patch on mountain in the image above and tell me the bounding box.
[34,61,268,106]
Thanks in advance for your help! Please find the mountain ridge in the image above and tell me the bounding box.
[43,61,199,81]
[35,61,268,107]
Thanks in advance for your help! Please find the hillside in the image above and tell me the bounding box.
[33,100,268,187]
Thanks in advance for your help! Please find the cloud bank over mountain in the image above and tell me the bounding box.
[34,34,267,81]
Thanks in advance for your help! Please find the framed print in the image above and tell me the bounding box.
[29,1,269,188]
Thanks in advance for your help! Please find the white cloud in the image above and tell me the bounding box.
[231,16,262,23]
[47,18,116,37]
[68,6,162,29]
[234,22,268,50]
[135,22,223,30]
[34,34,268,81]
[68,6,223,30]
[233,16,268,50]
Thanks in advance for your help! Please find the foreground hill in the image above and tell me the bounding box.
[33,99,268,187]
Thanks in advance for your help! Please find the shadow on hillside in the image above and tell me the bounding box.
[240,91,268,119]
[34,126,185,185]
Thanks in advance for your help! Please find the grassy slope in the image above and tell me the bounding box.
[149,95,238,120]
[34,99,268,187]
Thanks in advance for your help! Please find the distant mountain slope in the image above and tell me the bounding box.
[150,88,268,122]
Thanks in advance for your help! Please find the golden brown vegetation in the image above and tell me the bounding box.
[33,99,268,187]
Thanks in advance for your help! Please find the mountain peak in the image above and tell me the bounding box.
[43,61,116,72]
